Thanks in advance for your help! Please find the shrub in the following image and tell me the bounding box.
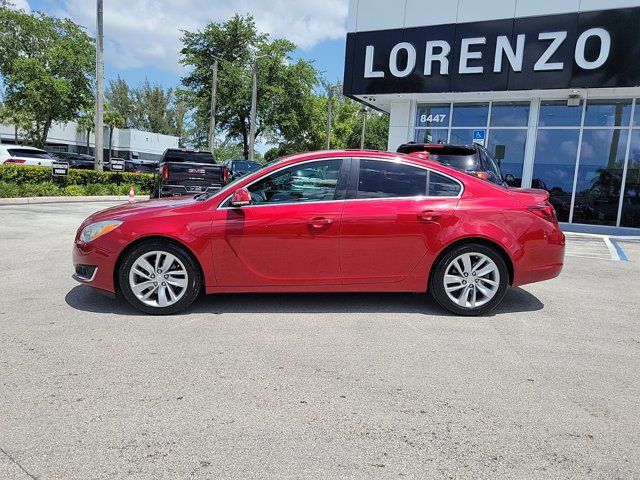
[0,182,21,197]
[84,183,109,196]
[63,185,86,196]
[19,182,62,197]
[0,165,155,197]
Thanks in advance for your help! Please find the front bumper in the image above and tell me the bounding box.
[72,241,118,293]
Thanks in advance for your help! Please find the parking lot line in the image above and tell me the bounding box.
[610,239,628,262]
[603,237,623,262]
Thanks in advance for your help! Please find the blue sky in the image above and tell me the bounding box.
[22,0,348,90]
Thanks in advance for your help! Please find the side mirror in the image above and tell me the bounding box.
[230,187,252,207]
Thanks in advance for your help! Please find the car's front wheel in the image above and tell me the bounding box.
[119,241,202,315]
[431,243,509,316]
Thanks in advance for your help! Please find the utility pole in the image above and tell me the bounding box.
[248,58,259,162]
[360,107,368,150]
[325,85,333,150]
[208,57,219,154]
[94,0,104,171]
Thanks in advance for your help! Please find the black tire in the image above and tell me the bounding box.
[119,240,202,315]
[430,243,509,316]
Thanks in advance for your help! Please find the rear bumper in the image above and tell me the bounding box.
[512,227,566,287]
[160,184,221,197]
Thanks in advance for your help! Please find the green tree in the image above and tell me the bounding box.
[104,106,126,161]
[0,102,30,144]
[76,107,94,152]
[180,14,318,158]
[130,79,174,135]
[0,2,95,147]
[105,75,134,127]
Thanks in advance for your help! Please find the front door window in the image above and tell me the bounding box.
[248,159,343,205]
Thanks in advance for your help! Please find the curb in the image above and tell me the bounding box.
[0,195,151,205]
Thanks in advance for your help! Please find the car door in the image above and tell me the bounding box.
[211,157,349,287]
[340,158,462,285]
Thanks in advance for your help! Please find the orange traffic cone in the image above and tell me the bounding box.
[129,184,135,203]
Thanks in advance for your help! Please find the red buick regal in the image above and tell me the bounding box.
[72,150,565,316]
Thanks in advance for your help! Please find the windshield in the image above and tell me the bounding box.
[8,148,51,159]
[428,153,479,171]
[234,161,261,172]
[196,158,280,201]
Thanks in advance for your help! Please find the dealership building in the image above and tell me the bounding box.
[344,0,640,233]
[0,122,178,162]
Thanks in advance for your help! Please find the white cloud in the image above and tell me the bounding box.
[8,0,30,11]
[57,0,348,73]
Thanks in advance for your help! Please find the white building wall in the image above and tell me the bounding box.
[387,100,415,151]
[0,121,178,159]
[348,0,640,32]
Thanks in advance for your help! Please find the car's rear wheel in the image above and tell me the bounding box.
[119,241,202,315]
[431,243,509,316]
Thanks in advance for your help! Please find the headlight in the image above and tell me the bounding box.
[80,220,123,243]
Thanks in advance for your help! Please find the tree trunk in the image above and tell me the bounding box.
[14,125,18,145]
[108,126,113,162]
[241,121,249,160]
[40,116,53,148]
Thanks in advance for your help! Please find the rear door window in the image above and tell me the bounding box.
[357,160,427,199]
[428,171,462,197]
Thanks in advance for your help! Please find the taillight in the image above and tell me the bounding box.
[162,165,169,180]
[3,158,26,164]
[528,204,558,224]
[223,167,230,183]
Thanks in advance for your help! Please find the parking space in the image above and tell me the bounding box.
[1,202,639,479]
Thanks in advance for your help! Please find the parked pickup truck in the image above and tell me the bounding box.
[154,149,225,198]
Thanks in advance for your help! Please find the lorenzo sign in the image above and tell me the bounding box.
[343,7,640,96]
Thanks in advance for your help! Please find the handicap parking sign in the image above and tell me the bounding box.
[472,130,486,146]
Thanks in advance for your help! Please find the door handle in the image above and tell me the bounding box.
[308,217,334,229]
[418,210,442,222]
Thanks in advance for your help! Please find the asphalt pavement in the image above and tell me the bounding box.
[0,202,639,479]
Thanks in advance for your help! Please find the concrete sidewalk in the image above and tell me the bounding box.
[0,195,151,205]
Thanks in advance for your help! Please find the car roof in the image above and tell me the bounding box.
[398,143,478,155]
[1,145,47,153]
[274,149,470,181]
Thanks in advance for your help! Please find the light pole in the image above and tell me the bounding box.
[248,54,268,162]
[95,0,104,171]
[325,84,334,150]
[360,106,368,150]
[208,56,221,154]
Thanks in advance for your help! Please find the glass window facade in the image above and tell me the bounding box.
[414,98,640,229]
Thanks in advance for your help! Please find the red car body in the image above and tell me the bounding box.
[73,150,564,300]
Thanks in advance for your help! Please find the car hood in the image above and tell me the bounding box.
[88,196,200,223]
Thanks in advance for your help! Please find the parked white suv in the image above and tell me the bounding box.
[0,145,54,166]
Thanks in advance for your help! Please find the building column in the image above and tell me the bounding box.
[387,100,415,151]
[521,98,540,188]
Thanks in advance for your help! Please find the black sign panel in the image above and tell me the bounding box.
[51,161,69,177]
[110,159,125,172]
[343,7,640,96]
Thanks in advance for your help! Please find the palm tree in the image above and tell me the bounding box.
[76,107,95,153]
[104,106,126,162]
[0,103,31,145]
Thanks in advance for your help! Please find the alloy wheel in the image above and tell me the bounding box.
[443,253,500,309]
[128,250,189,308]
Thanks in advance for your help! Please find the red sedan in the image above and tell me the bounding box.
[72,150,565,316]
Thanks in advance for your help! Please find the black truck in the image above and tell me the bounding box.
[154,149,225,198]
